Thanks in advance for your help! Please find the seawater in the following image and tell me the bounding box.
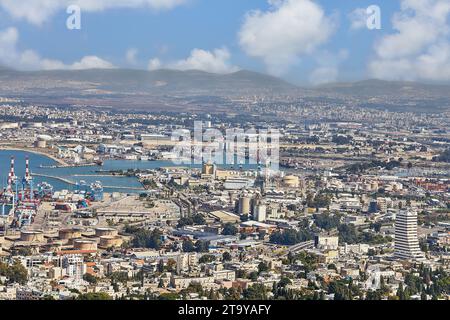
[0,150,260,193]
[0,150,171,193]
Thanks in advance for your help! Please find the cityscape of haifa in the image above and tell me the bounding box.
[0,0,448,310]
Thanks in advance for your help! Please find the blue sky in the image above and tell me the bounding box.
[0,0,449,85]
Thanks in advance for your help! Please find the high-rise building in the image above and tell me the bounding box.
[394,211,425,261]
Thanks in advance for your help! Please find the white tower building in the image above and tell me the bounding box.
[394,211,425,261]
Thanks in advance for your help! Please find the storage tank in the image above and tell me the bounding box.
[20,230,44,242]
[95,227,118,237]
[34,139,47,148]
[254,204,267,222]
[73,239,97,251]
[59,228,82,240]
[238,196,251,215]
[99,236,123,248]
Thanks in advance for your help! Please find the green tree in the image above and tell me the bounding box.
[77,292,112,300]
[222,223,238,236]
[222,252,232,262]
[182,239,195,252]
[83,273,98,285]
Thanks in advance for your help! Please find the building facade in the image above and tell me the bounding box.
[394,211,425,261]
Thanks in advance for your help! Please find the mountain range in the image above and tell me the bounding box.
[1,67,449,111]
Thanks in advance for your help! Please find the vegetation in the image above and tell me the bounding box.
[83,273,99,285]
[125,226,163,249]
[306,193,332,209]
[346,160,401,173]
[199,254,216,264]
[177,214,206,228]
[269,228,314,245]
[0,260,28,285]
[314,213,341,230]
[338,224,392,245]
[433,148,450,163]
[77,292,112,300]
[222,223,238,236]
[182,239,210,253]
[332,135,353,145]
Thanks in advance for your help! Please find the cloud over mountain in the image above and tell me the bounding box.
[148,48,239,74]
[238,0,335,76]
[0,27,114,70]
[369,0,450,81]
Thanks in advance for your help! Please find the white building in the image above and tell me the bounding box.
[394,211,425,261]
[60,254,87,282]
[254,204,267,222]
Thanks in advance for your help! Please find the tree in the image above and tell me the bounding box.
[159,293,180,300]
[166,259,177,272]
[332,135,353,145]
[314,213,340,230]
[0,260,28,285]
[129,228,163,249]
[182,239,195,252]
[222,223,238,236]
[371,222,382,233]
[199,254,216,264]
[249,271,259,281]
[192,214,206,225]
[222,252,232,262]
[195,240,210,253]
[258,262,269,274]
[177,217,194,228]
[270,228,313,245]
[277,277,292,288]
[77,292,112,300]
[109,271,129,286]
[83,273,98,285]
[244,284,268,300]
[397,283,405,300]
[328,281,352,300]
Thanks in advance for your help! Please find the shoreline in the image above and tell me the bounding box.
[0,146,67,166]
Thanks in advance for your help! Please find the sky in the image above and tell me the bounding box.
[0,0,449,85]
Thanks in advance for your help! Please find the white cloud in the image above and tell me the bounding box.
[0,0,187,25]
[71,55,114,70]
[238,0,335,75]
[147,58,161,71]
[309,67,338,85]
[126,48,138,65]
[349,8,368,30]
[309,49,348,85]
[0,27,114,70]
[369,0,450,81]
[148,48,239,74]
